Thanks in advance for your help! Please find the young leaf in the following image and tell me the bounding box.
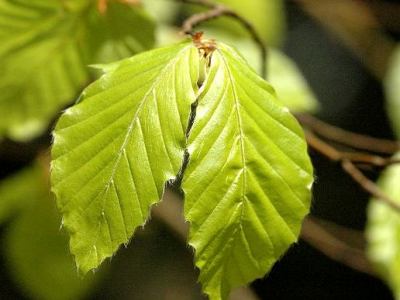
[0,0,155,141]
[366,153,400,299]
[182,43,313,299]
[51,42,199,274]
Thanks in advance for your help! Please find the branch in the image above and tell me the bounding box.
[341,159,400,212]
[297,113,400,154]
[305,130,400,212]
[301,216,375,276]
[178,0,267,78]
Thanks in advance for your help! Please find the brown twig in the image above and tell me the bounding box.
[305,131,400,212]
[179,0,267,78]
[301,216,375,276]
[341,159,400,212]
[306,130,400,167]
[297,113,400,154]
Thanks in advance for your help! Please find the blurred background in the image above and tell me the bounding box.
[1,0,400,299]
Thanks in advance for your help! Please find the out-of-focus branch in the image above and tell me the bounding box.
[305,130,400,213]
[178,0,267,78]
[294,0,396,79]
[297,114,400,154]
[301,216,375,276]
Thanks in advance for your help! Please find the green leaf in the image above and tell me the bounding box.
[180,30,319,112]
[366,153,400,299]
[51,42,199,274]
[0,0,155,141]
[268,48,319,113]
[0,165,44,224]
[0,164,97,300]
[182,43,313,299]
[384,45,400,138]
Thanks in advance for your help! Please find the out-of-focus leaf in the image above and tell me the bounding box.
[183,43,313,299]
[1,164,97,300]
[268,48,319,113]
[51,42,199,274]
[0,165,43,224]
[186,0,286,46]
[144,0,178,24]
[384,45,400,138]
[0,0,155,141]
[366,153,400,299]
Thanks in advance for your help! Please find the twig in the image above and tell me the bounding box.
[301,216,375,276]
[342,159,400,213]
[179,0,267,78]
[305,131,400,212]
[306,131,400,167]
[297,114,400,154]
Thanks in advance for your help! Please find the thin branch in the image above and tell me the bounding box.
[179,0,267,78]
[306,131,400,167]
[305,131,400,212]
[301,216,375,276]
[297,113,400,154]
[342,159,400,212]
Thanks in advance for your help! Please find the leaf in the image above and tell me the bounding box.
[180,30,319,112]
[268,48,319,113]
[0,164,97,300]
[0,0,155,141]
[366,153,400,299]
[0,165,43,224]
[182,43,313,299]
[51,42,199,274]
[384,45,400,138]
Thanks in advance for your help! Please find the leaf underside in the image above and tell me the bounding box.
[0,0,155,141]
[51,41,313,299]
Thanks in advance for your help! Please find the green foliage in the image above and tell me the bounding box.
[0,165,43,224]
[366,154,400,299]
[0,164,96,300]
[384,45,400,138]
[51,40,313,299]
[182,43,313,299]
[51,42,199,274]
[0,0,155,141]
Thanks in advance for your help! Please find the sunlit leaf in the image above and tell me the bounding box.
[51,42,199,274]
[366,153,400,299]
[0,0,155,141]
[182,43,313,299]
